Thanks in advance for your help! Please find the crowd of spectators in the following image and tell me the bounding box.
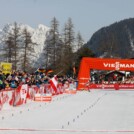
[121,75,134,84]
[91,72,134,84]
[0,70,77,90]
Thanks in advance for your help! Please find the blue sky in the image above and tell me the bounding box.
[0,0,134,42]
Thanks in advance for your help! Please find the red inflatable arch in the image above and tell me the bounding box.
[77,57,134,90]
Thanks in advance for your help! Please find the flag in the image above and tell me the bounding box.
[46,69,53,75]
[35,68,46,73]
[49,75,58,94]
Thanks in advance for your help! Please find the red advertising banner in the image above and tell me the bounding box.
[90,84,134,89]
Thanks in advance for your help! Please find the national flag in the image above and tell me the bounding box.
[35,68,46,73]
[49,75,58,94]
[46,69,53,75]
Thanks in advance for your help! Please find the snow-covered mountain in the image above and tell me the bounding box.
[31,24,50,56]
[0,23,50,69]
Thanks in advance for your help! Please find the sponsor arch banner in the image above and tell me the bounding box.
[77,57,134,90]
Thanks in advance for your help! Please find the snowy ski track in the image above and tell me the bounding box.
[0,90,134,134]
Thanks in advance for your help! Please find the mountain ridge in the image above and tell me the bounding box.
[85,18,134,59]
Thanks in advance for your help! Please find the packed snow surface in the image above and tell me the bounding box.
[0,89,134,134]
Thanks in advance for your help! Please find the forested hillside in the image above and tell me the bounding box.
[85,18,134,59]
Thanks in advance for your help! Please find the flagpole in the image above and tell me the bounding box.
[56,70,64,76]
